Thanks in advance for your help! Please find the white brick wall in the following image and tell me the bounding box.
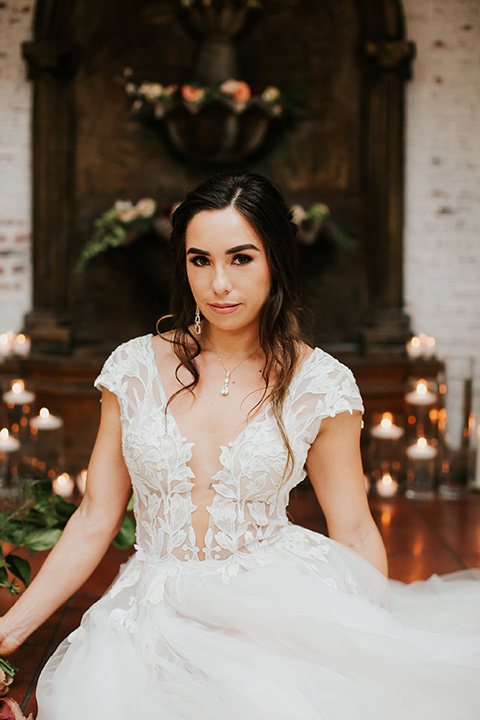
[0,0,32,333]
[403,0,480,411]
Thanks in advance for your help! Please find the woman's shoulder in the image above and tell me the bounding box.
[294,345,362,406]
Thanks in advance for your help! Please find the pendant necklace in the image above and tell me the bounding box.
[210,342,259,396]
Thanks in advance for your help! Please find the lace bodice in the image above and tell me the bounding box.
[94,334,363,566]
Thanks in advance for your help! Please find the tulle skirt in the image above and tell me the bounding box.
[36,525,480,719]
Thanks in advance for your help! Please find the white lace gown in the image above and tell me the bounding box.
[36,334,480,719]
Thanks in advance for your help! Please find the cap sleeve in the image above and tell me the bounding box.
[294,351,364,445]
[94,346,121,397]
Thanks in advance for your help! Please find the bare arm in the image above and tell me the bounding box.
[306,409,388,576]
[0,389,132,654]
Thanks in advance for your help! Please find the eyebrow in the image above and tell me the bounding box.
[186,244,260,256]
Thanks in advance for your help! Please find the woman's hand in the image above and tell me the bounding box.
[306,409,388,576]
[0,618,23,656]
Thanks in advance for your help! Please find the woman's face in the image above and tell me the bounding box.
[185,206,271,334]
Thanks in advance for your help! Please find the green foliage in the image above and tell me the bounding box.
[0,656,17,679]
[113,514,136,550]
[73,199,158,274]
[0,482,77,595]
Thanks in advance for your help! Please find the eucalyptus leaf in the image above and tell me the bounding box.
[0,567,8,586]
[112,515,136,549]
[126,494,134,512]
[5,554,31,588]
[25,528,62,554]
[52,496,76,524]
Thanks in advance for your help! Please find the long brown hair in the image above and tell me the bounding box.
[160,170,306,484]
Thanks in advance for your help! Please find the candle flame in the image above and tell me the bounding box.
[417,437,428,449]
[57,473,70,486]
[0,428,9,440]
[410,336,420,348]
[380,413,393,429]
[39,407,50,419]
[12,380,25,394]
[416,380,428,395]
[381,473,393,486]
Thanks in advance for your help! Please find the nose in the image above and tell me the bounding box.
[211,264,232,295]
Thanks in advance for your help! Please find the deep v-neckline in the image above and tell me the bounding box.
[147,333,317,452]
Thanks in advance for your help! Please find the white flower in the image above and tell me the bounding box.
[261,86,280,103]
[292,204,306,225]
[135,198,157,218]
[125,83,137,96]
[114,200,134,214]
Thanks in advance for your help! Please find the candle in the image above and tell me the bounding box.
[423,335,436,359]
[406,437,437,501]
[406,335,422,359]
[370,413,404,440]
[3,379,36,406]
[0,428,20,453]
[53,472,75,498]
[0,332,13,359]
[76,468,88,495]
[376,472,399,498]
[406,436,438,460]
[405,380,438,406]
[406,334,436,359]
[13,333,30,357]
[30,407,63,430]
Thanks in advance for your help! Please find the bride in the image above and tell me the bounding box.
[0,171,479,719]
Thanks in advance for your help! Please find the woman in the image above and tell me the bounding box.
[1,171,479,718]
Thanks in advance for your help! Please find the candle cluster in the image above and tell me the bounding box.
[406,334,436,359]
[0,332,31,360]
[0,375,84,500]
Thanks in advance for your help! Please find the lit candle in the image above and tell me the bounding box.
[0,332,13,359]
[76,468,88,495]
[405,437,437,500]
[370,413,404,440]
[3,379,36,406]
[30,407,63,431]
[406,334,436,359]
[406,335,422,359]
[423,336,436,359]
[13,333,30,357]
[0,428,20,453]
[406,436,438,460]
[52,472,75,498]
[405,380,438,406]
[376,472,399,498]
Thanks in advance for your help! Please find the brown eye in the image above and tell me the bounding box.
[189,256,210,267]
[232,254,253,265]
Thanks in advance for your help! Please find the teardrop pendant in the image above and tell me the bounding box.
[221,373,230,396]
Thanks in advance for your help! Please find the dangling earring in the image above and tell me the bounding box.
[194,305,202,335]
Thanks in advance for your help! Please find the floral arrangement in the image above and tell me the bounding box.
[292,203,330,227]
[120,68,282,117]
[74,197,159,274]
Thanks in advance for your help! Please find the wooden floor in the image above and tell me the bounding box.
[2,489,480,717]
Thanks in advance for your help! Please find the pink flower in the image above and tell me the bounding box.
[220,79,251,102]
[181,85,206,103]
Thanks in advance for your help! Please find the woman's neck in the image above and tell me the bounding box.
[202,322,261,360]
